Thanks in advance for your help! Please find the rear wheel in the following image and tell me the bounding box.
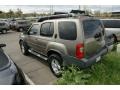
[19,28,23,32]
[48,54,62,77]
[20,41,29,55]
[2,29,7,34]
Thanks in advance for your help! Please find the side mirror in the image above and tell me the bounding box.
[23,30,29,35]
[0,44,6,48]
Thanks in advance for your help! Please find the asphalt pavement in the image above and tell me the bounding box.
[0,31,57,85]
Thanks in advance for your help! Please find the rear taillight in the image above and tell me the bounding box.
[75,43,84,59]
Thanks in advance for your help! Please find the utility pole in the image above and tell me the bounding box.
[50,5,53,15]
[79,5,84,10]
[79,5,87,11]
[49,5,51,15]
[79,5,81,10]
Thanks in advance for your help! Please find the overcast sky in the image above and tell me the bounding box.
[0,5,120,13]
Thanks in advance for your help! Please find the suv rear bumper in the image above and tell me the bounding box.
[63,47,108,68]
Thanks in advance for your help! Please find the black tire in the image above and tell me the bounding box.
[48,54,63,77]
[20,41,29,55]
[2,29,7,34]
[19,28,24,32]
[113,34,118,43]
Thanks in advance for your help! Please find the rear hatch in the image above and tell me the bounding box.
[82,19,105,58]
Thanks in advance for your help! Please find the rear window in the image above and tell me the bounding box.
[58,21,77,40]
[83,20,103,39]
[18,21,27,24]
[102,20,120,28]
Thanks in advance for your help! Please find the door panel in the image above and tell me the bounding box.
[25,24,40,51]
[35,37,52,55]
[34,22,54,55]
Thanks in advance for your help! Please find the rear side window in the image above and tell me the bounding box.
[40,22,54,37]
[83,20,103,39]
[58,21,77,40]
[102,20,120,28]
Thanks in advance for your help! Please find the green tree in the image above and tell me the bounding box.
[6,9,14,18]
[94,10,101,17]
[15,8,23,17]
[32,12,37,17]
[0,10,4,18]
[0,10,3,14]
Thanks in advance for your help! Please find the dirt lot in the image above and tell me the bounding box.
[0,31,57,85]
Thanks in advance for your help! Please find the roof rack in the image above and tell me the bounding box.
[53,12,68,15]
[70,10,94,17]
[38,10,94,22]
[38,14,73,22]
[70,10,86,14]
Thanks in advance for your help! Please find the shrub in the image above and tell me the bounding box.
[87,52,120,84]
[56,51,120,85]
[56,65,90,85]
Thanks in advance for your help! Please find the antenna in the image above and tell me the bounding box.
[79,5,81,10]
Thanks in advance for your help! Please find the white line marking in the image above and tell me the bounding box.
[23,72,35,85]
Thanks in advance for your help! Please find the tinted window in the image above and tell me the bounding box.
[102,20,120,28]
[83,20,103,39]
[18,22,27,24]
[29,24,39,35]
[0,23,5,26]
[40,22,54,37]
[58,21,77,40]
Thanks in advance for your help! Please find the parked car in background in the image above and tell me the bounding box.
[10,20,31,32]
[0,43,27,85]
[19,13,108,77]
[25,17,39,23]
[101,19,120,43]
[0,21,10,34]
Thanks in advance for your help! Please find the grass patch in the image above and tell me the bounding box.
[56,52,120,85]
[55,66,90,85]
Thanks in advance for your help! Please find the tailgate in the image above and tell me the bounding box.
[83,19,105,58]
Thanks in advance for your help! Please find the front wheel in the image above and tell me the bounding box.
[20,41,29,55]
[48,54,62,77]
